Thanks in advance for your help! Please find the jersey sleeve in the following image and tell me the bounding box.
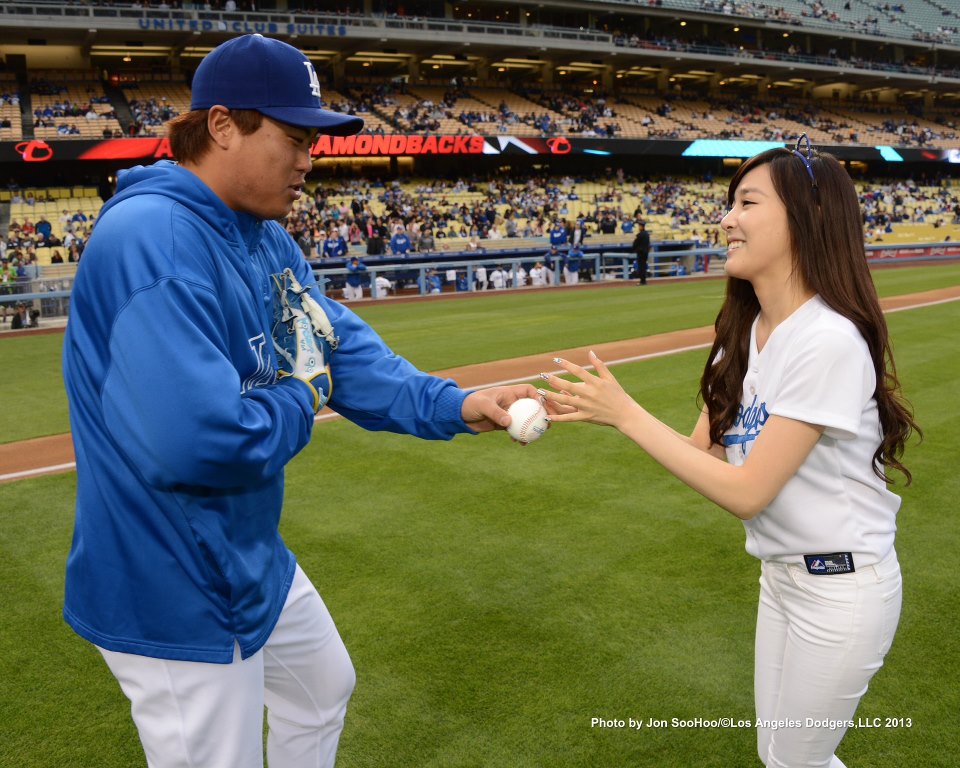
[287,255,471,440]
[101,276,314,489]
[93,213,317,490]
[769,326,875,440]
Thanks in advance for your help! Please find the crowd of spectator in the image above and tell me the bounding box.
[860,178,960,238]
[3,194,91,273]
[281,175,620,266]
[264,170,960,265]
[609,24,957,80]
[8,171,957,273]
[3,46,957,146]
[531,92,621,137]
[304,83,958,147]
[688,0,958,45]
[31,98,116,134]
[126,96,180,137]
[6,172,960,276]
[393,99,444,133]
[4,169,959,310]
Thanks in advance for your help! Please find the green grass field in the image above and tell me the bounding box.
[1,265,959,767]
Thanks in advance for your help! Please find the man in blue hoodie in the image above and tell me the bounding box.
[61,34,543,768]
[563,243,584,285]
[344,255,366,300]
[388,223,412,256]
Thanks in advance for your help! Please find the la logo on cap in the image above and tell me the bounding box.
[303,61,321,99]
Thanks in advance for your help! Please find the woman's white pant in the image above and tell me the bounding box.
[754,549,902,768]
[98,564,355,768]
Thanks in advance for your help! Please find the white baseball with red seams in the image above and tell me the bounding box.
[506,398,549,443]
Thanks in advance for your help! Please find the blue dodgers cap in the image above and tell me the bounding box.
[190,34,363,136]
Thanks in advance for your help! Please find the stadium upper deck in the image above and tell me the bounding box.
[1,0,959,180]
[1,0,958,99]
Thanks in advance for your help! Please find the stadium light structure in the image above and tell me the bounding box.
[90,45,172,59]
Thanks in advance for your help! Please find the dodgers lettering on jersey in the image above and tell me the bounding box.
[722,393,769,459]
[241,333,274,393]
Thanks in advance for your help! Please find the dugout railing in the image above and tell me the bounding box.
[4,241,958,329]
[0,274,72,327]
[311,245,726,299]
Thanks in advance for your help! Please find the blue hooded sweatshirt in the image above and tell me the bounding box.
[62,161,470,663]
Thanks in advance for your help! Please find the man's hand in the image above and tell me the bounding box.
[461,384,547,434]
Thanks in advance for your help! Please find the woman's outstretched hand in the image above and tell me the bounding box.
[538,351,641,431]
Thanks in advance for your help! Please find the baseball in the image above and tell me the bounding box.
[506,397,549,444]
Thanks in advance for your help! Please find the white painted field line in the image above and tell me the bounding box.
[1,462,77,483]
[466,342,714,389]
[884,296,959,313]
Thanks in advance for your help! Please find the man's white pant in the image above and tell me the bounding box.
[98,565,355,768]
[563,268,579,285]
[344,284,363,301]
[754,549,902,768]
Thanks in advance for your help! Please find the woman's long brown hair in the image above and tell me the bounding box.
[700,146,920,484]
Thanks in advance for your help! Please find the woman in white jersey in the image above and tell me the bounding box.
[540,136,919,768]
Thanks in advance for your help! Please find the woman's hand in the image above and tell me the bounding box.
[538,351,642,431]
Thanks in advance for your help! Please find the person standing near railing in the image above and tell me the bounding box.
[543,243,559,285]
[0,262,12,323]
[344,256,366,301]
[474,262,488,291]
[632,221,651,286]
[563,243,583,284]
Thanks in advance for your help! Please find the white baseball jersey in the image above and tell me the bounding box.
[722,295,900,567]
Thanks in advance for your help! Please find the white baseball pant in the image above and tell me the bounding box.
[98,564,355,768]
[754,548,902,767]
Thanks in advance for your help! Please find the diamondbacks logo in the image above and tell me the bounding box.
[303,61,322,98]
[15,140,54,162]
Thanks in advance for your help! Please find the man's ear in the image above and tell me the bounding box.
[206,106,234,150]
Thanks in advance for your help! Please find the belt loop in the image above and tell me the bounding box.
[869,548,898,584]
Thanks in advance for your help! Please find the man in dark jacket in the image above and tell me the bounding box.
[632,221,651,285]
